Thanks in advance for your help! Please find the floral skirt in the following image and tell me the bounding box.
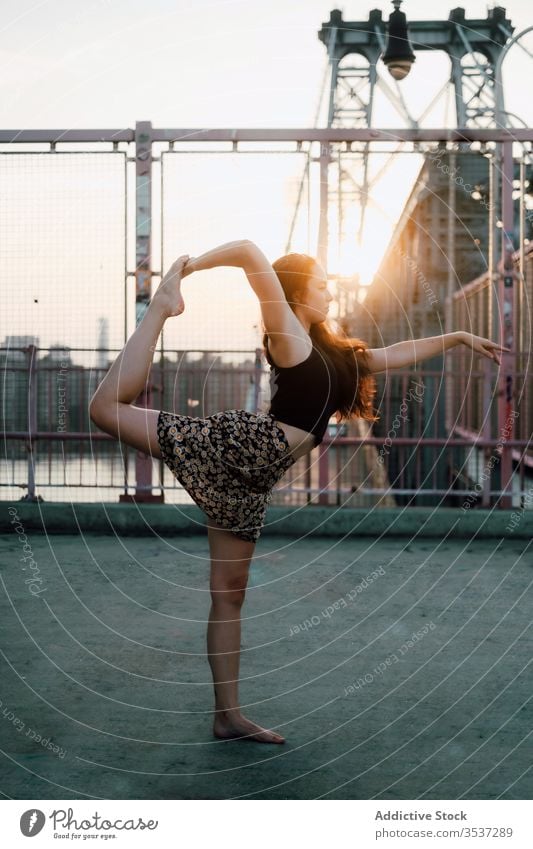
[156,409,297,542]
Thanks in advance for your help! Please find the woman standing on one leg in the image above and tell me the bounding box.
[89,249,291,743]
[90,242,509,745]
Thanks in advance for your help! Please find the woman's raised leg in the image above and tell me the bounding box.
[207,522,285,744]
[89,255,189,456]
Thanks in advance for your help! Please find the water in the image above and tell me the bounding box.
[0,456,194,505]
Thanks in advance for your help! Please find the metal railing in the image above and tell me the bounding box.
[1,125,532,510]
[2,344,531,509]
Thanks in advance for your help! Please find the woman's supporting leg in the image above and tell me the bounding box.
[207,522,285,744]
[89,255,189,457]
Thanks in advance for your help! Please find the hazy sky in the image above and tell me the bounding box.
[2,0,532,129]
[1,0,532,360]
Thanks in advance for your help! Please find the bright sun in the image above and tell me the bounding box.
[333,206,393,284]
[329,151,424,285]
[336,237,383,283]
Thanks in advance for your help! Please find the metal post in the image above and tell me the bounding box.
[24,344,38,502]
[318,444,330,506]
[488,153,496,347]
[450,56,467,127]
[481,355,492,508]
[120,120,163,503]
[317,141,331,503]
[253,348,262,412]
[497,140,516,508]
[518,157,526,358]
[317,142,330,270]
[445,151,456,435]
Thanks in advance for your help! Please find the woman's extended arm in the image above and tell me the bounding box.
[366,331,511,373]
[180,239,253,277]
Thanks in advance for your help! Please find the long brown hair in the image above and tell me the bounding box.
[261,253,379,424]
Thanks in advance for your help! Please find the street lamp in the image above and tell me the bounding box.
[381,0,416,80]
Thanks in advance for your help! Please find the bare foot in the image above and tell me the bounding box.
[213,711,285,744]
[151,255,189,318]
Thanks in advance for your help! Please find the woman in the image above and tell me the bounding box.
[89,240,509,744]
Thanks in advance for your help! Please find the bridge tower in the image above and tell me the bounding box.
[315,4,514,279]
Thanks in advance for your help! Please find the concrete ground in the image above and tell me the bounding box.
[0,513,532,800]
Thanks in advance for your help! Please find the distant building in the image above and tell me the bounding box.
[96,317,110,370]
[153,351,255,417]
[2,335,39,357]
[46,344,71,362]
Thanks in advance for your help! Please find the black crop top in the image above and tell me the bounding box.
[266,338,339,446]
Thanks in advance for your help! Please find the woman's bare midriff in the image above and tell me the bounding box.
[273,419,317,462]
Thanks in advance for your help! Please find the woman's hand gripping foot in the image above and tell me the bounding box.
[151,254,190,319]
[214,710,285,744]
